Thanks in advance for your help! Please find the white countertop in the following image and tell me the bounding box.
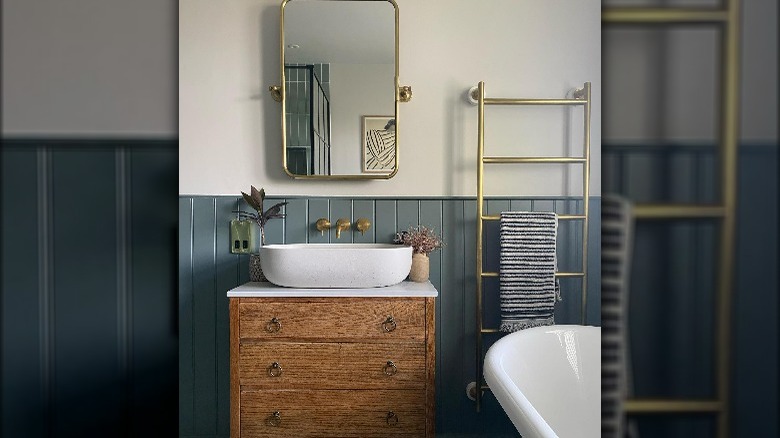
[227,280,438,298]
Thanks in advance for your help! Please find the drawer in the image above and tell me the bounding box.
[240,389,426,438]
[239,298,426,342]
[239,342,425,389]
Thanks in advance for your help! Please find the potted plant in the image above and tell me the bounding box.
[394,225,444,282]
[234,186,287,282]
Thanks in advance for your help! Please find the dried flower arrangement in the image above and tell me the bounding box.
[233,186,287,245]
[394,225,444,255]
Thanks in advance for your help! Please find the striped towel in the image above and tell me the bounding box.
[499,211,560,332]
[601,195,636,438]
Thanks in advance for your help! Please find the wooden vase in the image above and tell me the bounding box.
[409,253,430,282]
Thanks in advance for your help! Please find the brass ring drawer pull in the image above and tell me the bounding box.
[266,317,281,333]
[268,362,283,377]
[267,411,281,427]
[383,360,398,376]
[382,315,397,332]
[386,411,398,426]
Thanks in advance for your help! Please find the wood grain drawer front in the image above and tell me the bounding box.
[239,298,426,342]
[239,342,425,389]
[240,389,426,438]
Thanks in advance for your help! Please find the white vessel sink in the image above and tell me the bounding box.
[484,325,601,438]
[259,243,413,288]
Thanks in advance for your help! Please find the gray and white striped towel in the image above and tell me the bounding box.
[499,211,560,332]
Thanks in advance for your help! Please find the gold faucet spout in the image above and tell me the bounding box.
[335,218,351,239]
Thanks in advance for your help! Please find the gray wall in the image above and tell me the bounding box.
[1,0,177,136]
[178,195,601,437]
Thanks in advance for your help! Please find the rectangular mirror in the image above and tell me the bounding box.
[280,0,399,179]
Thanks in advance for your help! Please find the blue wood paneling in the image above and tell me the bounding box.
[439,200,467,428]
[191,198,218,435]
[51,148,122,434]
[1,146,46,437]
[178,194,601,437]
[733,147,778,437]
[214,198,237,434]
[284,198,308,244]
[178,197,195,435]
[374,200,397,242]
[603,143,778,437]
[0,140,177,436]
[128,148,178,435]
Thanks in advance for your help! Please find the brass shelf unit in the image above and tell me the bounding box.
[474,81,592,412]
[602,3,740,437]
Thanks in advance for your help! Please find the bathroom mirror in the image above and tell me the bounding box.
[277,0,405,179]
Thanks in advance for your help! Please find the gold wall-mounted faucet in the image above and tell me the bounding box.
[335,218,351,239]
[356,218,371,235]
[315,218,331,236]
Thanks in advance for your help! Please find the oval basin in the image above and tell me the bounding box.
[259,243,413,288]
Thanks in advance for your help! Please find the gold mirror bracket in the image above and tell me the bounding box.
[269,85,282,102]
[398,85,413,103]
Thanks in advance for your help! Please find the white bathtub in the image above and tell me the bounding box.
[483,325,600,438]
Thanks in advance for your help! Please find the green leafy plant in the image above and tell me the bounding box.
[234,186,288,245]
[394,225,444,255]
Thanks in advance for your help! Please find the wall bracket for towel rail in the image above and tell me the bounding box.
[473,81,592,412]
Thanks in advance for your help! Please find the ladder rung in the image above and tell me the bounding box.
[633,204,725,219]
[482,214,585,221]
[624,399,723,414]
[483,156,586,164]
[602,8,729,24]
[483,98,585,106]
[481,271,583,278]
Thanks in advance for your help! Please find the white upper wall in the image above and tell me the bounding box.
[179,0,602,196]
[2,0,774,191]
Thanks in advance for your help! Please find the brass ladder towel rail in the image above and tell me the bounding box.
[474,81,592,412]
[602,3,739,438]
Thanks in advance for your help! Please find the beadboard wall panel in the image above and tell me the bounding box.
[603,144,778,437]
[1,140,178,437]
[178,195,602,437]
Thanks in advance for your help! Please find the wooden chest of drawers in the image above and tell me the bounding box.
[230,296,435,437]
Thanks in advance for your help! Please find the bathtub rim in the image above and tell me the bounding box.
[483,324,601,438]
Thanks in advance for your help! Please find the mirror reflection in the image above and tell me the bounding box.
[282,0,397,177]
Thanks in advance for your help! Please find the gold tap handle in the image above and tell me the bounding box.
[356,218,372,235]
[315,218,331,236]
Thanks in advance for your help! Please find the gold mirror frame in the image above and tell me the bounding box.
[272,0,411,180]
